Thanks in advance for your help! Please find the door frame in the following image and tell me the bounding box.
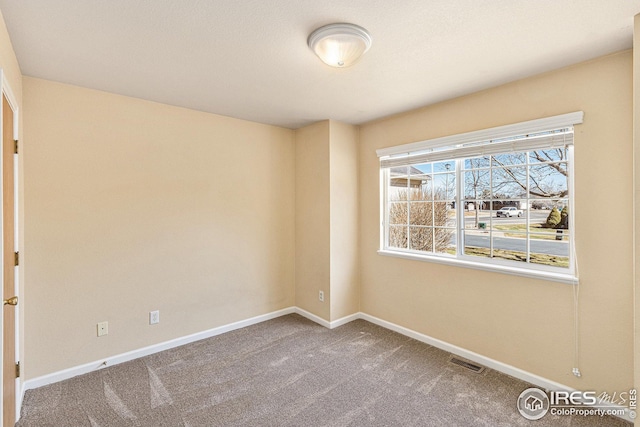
[0,69,20,424]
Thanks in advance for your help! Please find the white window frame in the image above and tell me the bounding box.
[377,112,583,285]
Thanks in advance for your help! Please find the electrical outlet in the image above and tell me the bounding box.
[149,310,160,325]
[97,321,108,337]
[319,290,324,302]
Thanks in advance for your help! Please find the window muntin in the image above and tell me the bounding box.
[382,145,574,276]
[386,164,457,255]
[460,147,570,269]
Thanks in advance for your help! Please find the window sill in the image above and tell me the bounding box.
[377,249,578,285]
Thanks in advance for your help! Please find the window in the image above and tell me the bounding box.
[377,112,583,284]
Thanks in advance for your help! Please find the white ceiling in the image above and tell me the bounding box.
[1,1,639,129]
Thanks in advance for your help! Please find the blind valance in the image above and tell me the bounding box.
[377,111,583,168]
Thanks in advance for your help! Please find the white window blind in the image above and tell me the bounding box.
[377,112,583,168]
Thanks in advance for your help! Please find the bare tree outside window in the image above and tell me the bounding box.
[464,158,490,228]
[491,149,568,200]
[386,147,571,269]
[388,188,454,253]
[381,120,577,276]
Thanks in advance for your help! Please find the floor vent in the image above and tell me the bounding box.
[448,355,485,374]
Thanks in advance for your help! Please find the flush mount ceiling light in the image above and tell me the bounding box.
[308,23,372,68]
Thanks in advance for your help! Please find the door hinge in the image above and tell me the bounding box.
[13,139,18,154]
[14,251,18,266]
[15,361,20,378]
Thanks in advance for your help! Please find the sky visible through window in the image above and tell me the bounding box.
[385,147,571,270]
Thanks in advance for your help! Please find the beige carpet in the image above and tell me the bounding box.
[17,314,630,426]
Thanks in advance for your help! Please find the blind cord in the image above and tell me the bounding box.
[572,246,581,377]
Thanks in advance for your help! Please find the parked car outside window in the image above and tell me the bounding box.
[496,207,523,217]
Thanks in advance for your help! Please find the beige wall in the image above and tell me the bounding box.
[294,120,360,322]
[634,14,640,427]
[359,51,633,393]
[329,121,359,321]
[295,121,331,320]
[22,77,295,379]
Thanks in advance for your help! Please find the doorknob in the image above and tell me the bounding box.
[3,296,17,306]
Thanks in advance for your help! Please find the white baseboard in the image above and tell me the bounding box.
[22,307,296,393]
[293,307,359,329]
[294,307,330,328]
[20,306,632,423]
[358,312,633,423]
[329,312,360,329]
[359,312,569,392]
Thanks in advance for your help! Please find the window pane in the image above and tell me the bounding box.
[390,166,409,176]
[491,213,526,235]
[407,175,430,189]
[464,157,490,169]
[530,232,569,268]
[536,200,569,229]
[530,232,570,243]
[433,173,455,199]
[409,227,432,252]
[413,163,432,174]
[529,163,568,199]
[463,201,490,229]
[492,152,526,166]
[492,166,527,199]
[389,178,410,189]
[529,253,569,268]
[434,161,455,173]
[389,226,407,249]
[446,203,456,223]
[531,200,554,210]
[388,186,408,201]
[409,188,432,201]
[491,232,527,263]
[409,202,433,225]
[463,230,491,258]
[409,165,432,192]
[529,210,569,235]
[464,170,490,200]
[529,148,567,163]
[435,228,456,255]
[388,202,407,224]
[389,166,410,191]
[434,201,455,227]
